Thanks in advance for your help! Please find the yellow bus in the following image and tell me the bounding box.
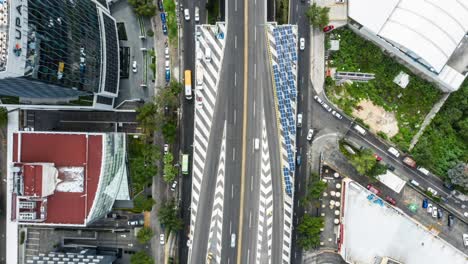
[184,70,192,100]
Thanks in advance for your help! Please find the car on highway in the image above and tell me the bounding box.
[427,187,438,196]
[427,203,433,213]
[313,95,323,104]
[170,180,178,191]
[160,12,166,24]
[132,61,137,73]
[366,184,380,195]
[373,153,382,161]
[296,155,301,166]
[160,234,165,245]
[463,234,468,247]
[162,23,168,35]
[323,25,335,33]
[331,110,343,119]
[306,129,314,141]
[297,113,303,127]
[322,103,332,112]
[195,6,200,22]
[184,9,190,21]
[385,196,396,205]
[164,144,169,155]
[299,37,305,50]
[432,207,438,218]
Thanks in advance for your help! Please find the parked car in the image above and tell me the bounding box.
[306,129,314,142]
[422,198,428,209]
[165,47,170,59]
[184,8,190,21]
[448,214,454,227]
[162,23,168,35]
[432,207,438,218]
[366,184,380,195]
[128,220,139,226]
[331,110,343,119]
[437,209,443,219]
[313,95,323,105]
[160,12,167,24]
[195,6,200,22]
[165,69,171,82]
[160,234,165,245]
[463,234,468,247]
[385,196,396,205]
[165,60,170,70]
[296,155,301,166]
[299,37,305,50]
[170,180,178,191]
[322,103,332,112]
[323,25,335,33]
[387,165,395,171]
[157,0,164,11]
[164,144,169,155]
[196,94,203,109]
[427,187,438,196]
[297,113,303,127]
[132,61,137,73]
[427,203,433,213]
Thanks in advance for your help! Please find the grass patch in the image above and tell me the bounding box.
[275,0,288,24]
[326,28,441,149]
[206,0,220,24]
[411,81,468,179]
[164,0,178,45]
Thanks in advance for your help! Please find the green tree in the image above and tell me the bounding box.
[0,107,7,128]
[136,102,159,135]
[447,163,468,189]
[128,0,156,17]
[368,162,388,178]
[137,227,154,244]
[130,251,154,264]
[349,149,377,175]
[162,120,178,143]
[307,181,327,200]
[159,199,183,233]
[133,195,156,212]
[297,215,324,250]
[306,3,330,27]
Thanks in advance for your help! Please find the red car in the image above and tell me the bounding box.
[366,184,381,195]
[373,153,382,161]
[385,196,397,205]
[323,25,335,33]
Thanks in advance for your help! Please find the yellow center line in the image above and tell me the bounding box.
[236,0,249,262]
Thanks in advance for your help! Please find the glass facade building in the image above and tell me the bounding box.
[86,133,128,224]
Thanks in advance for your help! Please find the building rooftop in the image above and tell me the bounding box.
[349,0,468,73]
[339,179,467,264]
[12,132,103,225]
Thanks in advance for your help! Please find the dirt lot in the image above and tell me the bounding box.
[352,99,399,137]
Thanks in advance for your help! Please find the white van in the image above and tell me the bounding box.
[297,113,303,127]
[417,167,430,176]
[231,233,236,248]
[184,9,190,21]
[387,147,400,158]
[254,138,260,150]
[353,125,367,136]
[205,48,212,62]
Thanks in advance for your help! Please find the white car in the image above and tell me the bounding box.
[170,180,178,191]
[165,60,170,70]
[164,47,169,60]
[313,95,323,105]
[322,103,332,112]
[297,113,303,127]
[299,37,305,50]
[432,207,438,218]
[306,129,314,142]
[163,144,169,155]
[331,110,343,120]
[427,203,433,213]
[463,234,468,247]
[195,6,200,22]
[132,61,137,73]
[184,8,190,21]
[160,234,165,245]
[427,187,438,196]
[128,243,133,247]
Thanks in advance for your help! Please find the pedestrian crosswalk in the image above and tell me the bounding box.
[206,122,226,264]
[266,23,299,264]
[256,115,274,264]
[189,22,227,251]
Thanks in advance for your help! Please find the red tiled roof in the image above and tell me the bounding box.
[14,133,103,225]
[22,165,42,197]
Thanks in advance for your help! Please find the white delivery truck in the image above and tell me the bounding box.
[353,125,367,135]
[196,64,204,89]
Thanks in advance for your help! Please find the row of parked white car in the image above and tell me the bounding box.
[314,95,343,119]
